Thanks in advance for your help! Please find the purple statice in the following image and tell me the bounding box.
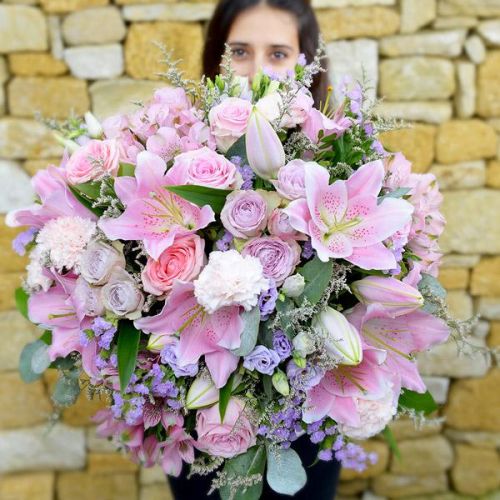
[301,240,315,260]
[111,392,124,419]
[79,329,93,347]
[231,155,255,190]
[160,340,199,377]
[334,441,377,472]
[286,361,325,391]
[272,330,292,361]
[297,53,307,67]
[258,283,278,320]
[363,122,374,136]
[12,227,37,256]
[261,405,304,446]
[125,396,145,425]
[215,230,234,252]
[243,346,280,375]
[371,139,386,157]
[149,363,179,399]
[318,449,333,461]
[91,317,117,350]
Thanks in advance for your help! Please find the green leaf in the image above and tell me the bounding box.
[68,185,103,217]
[19,340,51,382]
[165,185,231,214]
[15,287,29,320]
[118,163,135,177]
[418,273,447,315]
[232,307,260,357]
[275,298,294,336]
[40,330,52,345]
[225,135,248,165]
[382,426,401,461]
[117,321,141,393]
[378,187,411,204]
[72,181,101,200]
[297,256,334,305]
[398,389,438,415]
[52,369,81,407]
[219,446,266,500]
[218,373,235,422]
[266,446,307,496]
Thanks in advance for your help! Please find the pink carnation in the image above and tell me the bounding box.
[195,397,256,458]
[65,139,120,184]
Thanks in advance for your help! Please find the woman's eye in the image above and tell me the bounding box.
[271,51,288,61]
[231,48,247,59]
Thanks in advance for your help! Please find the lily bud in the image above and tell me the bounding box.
[146,334,172,353]
[84,111,103,139]
[292,331,315,357]
[282,274,305,298]
[53,132,79,153]
[351,276,424,317]
[312,307,363,366]
[272,369,290,396]
[186,375,219,409]
[245,107,285,180]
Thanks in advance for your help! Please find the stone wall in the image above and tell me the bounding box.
[1,0,500,499]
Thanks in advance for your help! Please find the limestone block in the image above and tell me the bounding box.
[379,124,436,172]
[445,369,500,431]
[380,57,455,101]
[125,22,203,81]
[436,120,497,164]
[0,6,48,53]
[64,45,124,80]
[429,161,485,190]
[62,6,126,45]
[327,39,379,104]
[379,30,466,57]
[319,6,399,40]
[8,77,90,119]
[400,0,436,33]
[0,160,34,213]
[0,423,85,473]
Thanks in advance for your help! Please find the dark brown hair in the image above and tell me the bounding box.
[203,0,329,107]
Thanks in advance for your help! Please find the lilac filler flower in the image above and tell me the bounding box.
[215,230,234,252]
[272,330,292,361]
[243,346,280,375]
[12,227,37,256]
[91,317,117,350]
[258,283,278,319]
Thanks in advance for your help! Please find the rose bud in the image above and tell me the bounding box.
[312,307,363,366]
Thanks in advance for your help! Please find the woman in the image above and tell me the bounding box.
[169,1,341,499]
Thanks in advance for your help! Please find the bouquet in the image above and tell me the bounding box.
[8,49,452,499]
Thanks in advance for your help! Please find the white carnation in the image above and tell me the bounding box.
[338,390,397,440]
[194,250,269,313]
[26,246,53,292]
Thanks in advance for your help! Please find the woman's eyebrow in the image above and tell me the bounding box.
[269,44,293,50]
[227,42,249,46]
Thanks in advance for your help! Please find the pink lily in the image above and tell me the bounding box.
[303,348,393,426]
[285,161,414,270]
[160,415,195,477]
[6,165,97,229]
[99,151,215,260]
[135,281,243,388]
[347,303,450,392]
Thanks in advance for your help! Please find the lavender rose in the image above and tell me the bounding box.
[243,346,280,375]
[272,159,307,200]
[80,241,125,285]
[242,236,301,286]
[102,269,144,320]
[73,277,105,317]
[220,190,268,239]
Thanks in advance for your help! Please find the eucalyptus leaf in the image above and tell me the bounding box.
[15,287,29,320]
[52,370,81,407]
[398,389,438,415]
[117,320,141,393]
[275,298,294,336]
[165,184,231,214]
[378,187,411,204]
[297,257,334,305]
[266,447,307,496]
[19,340,50,382]
[418,273,447,315]
[219,446,266,500]
[232,307,260,357]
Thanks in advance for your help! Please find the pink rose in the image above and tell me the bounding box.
[208,97,252,152]
[220,190,268,239]
[166,147,242,189]
[242,236,301,286]
[195,397,256,458]
[142,234,205,296]
[272,159,308,200]
[146,127,182,162]
[268,208,305,241]
[65,139,120,185]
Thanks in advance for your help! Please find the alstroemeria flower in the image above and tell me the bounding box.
[347,303,449,392]
[99,151,215,260]
[135,281,243,388]
[285,161,414,270]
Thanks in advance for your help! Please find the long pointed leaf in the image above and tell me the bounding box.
[15,287,29,320]
[219,373,235,421]
[117,321,141,393]
[165,185,231,214]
